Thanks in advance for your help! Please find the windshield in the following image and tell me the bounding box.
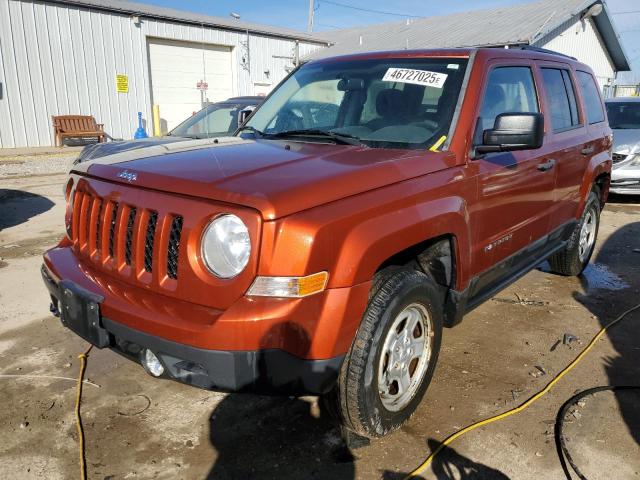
[606,102,640,130]
[243,57,469,149]
[171,103,245,138]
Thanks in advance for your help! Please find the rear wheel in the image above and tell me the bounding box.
[548,189,600,276]
[328,268,443,438]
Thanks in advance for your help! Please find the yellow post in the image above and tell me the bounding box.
[152,105,162,137]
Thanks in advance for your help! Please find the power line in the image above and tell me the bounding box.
[611,10,640,15]
[320,0,423,18]
[316,22,342,29]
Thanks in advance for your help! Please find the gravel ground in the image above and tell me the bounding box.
[0,153,77,178]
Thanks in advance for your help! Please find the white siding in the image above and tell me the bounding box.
[0,0,326,147]
[536,16,615,90]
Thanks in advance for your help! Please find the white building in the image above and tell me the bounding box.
[0,0,329,148]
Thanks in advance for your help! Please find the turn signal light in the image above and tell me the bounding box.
[247,271,329,298]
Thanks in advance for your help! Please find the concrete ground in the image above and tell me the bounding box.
[1,153,639,480]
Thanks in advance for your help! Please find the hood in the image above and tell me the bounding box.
[73,137,455,219]
[612,129,640,154]
[76,136,187,162]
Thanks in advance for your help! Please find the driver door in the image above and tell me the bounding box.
[469,61,556,279]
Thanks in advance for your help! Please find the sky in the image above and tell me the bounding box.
[134,0,640,81]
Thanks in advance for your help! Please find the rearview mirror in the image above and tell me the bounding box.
[337,78,365,91]
[476,112,544,154]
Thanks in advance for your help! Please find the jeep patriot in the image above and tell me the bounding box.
[42,47,612,437]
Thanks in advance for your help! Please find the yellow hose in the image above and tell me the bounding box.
[405,302,640,479]
[75,345,93,480]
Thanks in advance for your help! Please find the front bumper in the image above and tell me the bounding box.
[42,264,344,394]
[41,244,371,394]
[611,163,640,195]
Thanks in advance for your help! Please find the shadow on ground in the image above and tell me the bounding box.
[575,221,640,445]
[0,189,55,231]
[382,439,511,479]
[207,395,355,479]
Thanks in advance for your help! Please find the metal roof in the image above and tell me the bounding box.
[310,0,630,70]
[37,0,331,44]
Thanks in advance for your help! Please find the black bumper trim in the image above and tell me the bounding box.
[41,264,343,395]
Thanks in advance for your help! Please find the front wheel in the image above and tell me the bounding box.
[328,268,443,438]
[548,189,601,276]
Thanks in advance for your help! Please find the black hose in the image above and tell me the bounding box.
[555,385,640,480]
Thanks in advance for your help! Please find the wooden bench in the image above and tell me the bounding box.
[52,115,106,146]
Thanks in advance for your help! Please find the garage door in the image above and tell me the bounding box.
[148,38,234,133]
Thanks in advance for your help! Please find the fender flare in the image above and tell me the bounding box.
[330,196,471,289]
[577,155,611,216]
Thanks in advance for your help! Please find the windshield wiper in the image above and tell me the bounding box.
[268,129,363,146]
[236,125,265,137]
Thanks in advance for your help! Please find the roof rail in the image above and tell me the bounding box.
[518,45,577,61]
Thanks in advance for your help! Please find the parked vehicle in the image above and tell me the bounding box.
[42,47,611,438]
[74,96,263,162]
[605,97,640,195]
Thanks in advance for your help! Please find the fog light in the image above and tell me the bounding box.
[141,349,164,377]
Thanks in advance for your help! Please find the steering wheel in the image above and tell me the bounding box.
[274,108,304,132]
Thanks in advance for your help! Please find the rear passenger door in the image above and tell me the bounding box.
[470,61,555,276]
[535,64,587,230]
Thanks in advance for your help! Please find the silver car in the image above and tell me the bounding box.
[605,96,640,195]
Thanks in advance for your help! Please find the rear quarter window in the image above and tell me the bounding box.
[576,71,605,124]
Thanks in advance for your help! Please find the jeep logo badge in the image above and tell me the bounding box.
[117,170,137,183]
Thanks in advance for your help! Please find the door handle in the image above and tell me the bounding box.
[581,145,594,155]
[537,159,556,172]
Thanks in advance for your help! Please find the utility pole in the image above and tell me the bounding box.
[307,0,314,33]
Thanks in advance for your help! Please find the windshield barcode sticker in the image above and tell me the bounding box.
[382,68,448,88]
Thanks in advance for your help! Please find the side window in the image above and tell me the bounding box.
[541,68,580,131]
[475,66,539,144]
[576,71,605,124]
[561,71,580,126]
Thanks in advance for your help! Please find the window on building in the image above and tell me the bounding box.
[541,68,581,131]
[576,71,605,124]
[475,66,539,144]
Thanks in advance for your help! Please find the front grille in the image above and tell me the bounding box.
[72,191,185,282]
[167,216,183,280]
[612,153,627,164]
[124,207,137,266]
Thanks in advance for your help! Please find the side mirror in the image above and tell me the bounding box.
[238,106,256,127]
[476,112,544,154]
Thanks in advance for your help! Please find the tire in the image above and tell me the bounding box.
[548,189,601,276]
[328,268,444,438]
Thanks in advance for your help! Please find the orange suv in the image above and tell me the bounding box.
[42,47,612,438]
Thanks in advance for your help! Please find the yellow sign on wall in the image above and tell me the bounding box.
[116,74,129,93]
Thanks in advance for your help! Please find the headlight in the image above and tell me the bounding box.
[201,214,251,278]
